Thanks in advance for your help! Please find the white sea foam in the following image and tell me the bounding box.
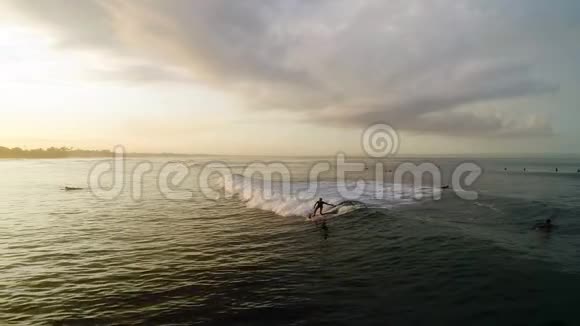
[220,174,436,217]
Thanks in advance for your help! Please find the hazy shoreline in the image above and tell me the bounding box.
[2,146,579,160]
[0,146,195,159]
[0,154,194,159]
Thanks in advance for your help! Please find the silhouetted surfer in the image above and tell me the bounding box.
[311,198,335,217]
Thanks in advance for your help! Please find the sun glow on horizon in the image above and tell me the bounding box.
[0,24,253,154]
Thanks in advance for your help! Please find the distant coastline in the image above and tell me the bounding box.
[2,146,579,160]
[0,146,191,159]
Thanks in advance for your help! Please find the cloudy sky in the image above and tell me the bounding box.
[1,0,579,155]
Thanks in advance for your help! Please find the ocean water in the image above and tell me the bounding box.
[1,156,580,325]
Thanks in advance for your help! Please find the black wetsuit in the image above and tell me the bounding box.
[313,199,332,216]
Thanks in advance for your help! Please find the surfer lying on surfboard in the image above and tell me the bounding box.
[309,198,336,218]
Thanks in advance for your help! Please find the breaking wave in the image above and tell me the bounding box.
[220,174,439,218]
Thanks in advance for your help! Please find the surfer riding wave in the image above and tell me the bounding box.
[310,198,336,218]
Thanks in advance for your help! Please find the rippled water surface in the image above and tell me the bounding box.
[1,157,580,325]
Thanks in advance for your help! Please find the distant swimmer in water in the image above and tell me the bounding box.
[534,218,554,231]
[441,185,450,189]
[555,168,559,173]
[311,198,336,217]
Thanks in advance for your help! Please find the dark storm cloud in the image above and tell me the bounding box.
[5,0,578,136]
